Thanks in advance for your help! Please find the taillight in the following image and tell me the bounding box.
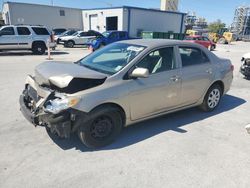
[230,65,234,71]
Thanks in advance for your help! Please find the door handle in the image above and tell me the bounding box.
[170,76,180,82]
[206,69,213,74]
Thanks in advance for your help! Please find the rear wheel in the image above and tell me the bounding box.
[65,40,74,48]
[199,84,222,112]
[78,106,123,148]
[32,42,46,55]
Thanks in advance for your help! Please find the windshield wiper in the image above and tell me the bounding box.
[81,64,113,75]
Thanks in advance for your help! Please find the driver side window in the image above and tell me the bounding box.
[136,47,176,74]
[0,27,15,35]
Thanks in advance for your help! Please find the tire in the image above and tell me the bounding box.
[210,45,215,51]
[199,84,222,112]
[32,42,46,55]
[218,38,226,44]
[78,106,123,148]
[65,40,74,48]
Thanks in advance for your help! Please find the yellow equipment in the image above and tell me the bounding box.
[186,30,199,36]
[218,32,237,44]
[208,32,220,43]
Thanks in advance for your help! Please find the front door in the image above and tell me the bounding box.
[0,26,17,49]
[178,46,213,105]
[128,47,181,120]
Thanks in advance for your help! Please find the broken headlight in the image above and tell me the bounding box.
[44,97,79,114]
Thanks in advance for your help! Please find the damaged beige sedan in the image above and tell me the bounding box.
[20,39,234,148]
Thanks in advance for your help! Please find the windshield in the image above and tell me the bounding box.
[62,30,76,36]
[79,43,146,75]
[102,31,111,38]
[185,37,195,40]
[73,31,81,36]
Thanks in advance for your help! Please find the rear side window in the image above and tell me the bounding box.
[179,47,210,67]
[17,27,31,35]
[79,32,88,37]
[0,27,15,35]
[32,27,50,35]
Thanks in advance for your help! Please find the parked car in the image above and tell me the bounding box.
[184,35,216,51]
[88,31,131,50]
[0,25,56,54]
[19,39,233,148]
[61,30,103,48]
[240,52,250,78]
[56,30,78,44]
[52,28,67,36]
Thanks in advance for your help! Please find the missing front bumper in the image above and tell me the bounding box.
[19,93,72,138]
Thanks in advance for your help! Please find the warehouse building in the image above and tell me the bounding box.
[2,2,186,37]
[82,6,185,37]
[2,2,83,30]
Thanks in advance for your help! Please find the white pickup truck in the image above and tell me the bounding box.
[0,25,56,55]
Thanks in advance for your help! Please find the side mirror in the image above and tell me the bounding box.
[130,68,149,78]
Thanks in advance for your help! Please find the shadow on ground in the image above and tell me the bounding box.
[0,51,69,56]
[47,94,246,152]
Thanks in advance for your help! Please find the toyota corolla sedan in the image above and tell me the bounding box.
[19,39,234,148]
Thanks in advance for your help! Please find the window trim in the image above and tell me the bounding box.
[178,46,211,68]
[17,27,31,36]
[0,26,15,35]
[59,10,65,16]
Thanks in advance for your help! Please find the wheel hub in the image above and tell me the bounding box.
[208,88,220,108]
[91,117,113,139]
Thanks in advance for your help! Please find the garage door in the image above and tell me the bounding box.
[89,14,98,30]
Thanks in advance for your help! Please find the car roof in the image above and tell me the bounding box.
[6,25,47,28]
[118,39,203,48]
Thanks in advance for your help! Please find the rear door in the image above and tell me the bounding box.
[0,26,17,49]
[178,46,213,105]
[76,32,95,44]
[16,27,32,49]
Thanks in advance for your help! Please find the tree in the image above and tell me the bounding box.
[208,19,226,33]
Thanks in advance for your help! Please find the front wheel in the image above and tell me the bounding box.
[65,41,74,48]
[78,106,123,148]
[199,84,222,112]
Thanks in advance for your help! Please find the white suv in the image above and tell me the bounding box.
[0,25,56,55]
[61,30,103,48]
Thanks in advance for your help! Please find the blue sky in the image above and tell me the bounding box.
[1,0,250,26]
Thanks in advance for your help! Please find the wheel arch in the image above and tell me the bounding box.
[32,40,46,49]
[210,80,225,94]
[90,102,126,127]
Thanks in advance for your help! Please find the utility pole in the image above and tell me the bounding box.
[51,0,54,6]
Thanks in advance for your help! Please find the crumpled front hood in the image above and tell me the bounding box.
[35,61,107,88]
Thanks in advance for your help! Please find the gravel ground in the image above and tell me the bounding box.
[0,43,250,188]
